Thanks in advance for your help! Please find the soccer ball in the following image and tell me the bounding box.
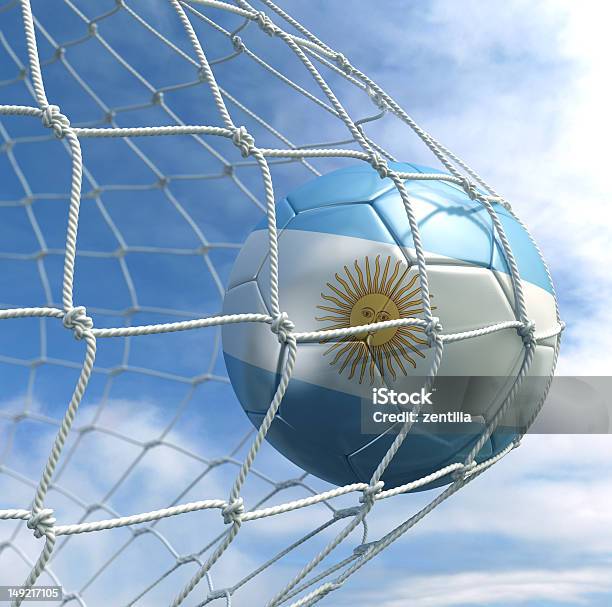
[222,162,559,490]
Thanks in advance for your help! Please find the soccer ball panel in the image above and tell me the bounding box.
[493,270,559,342]
[251,196,296,233]
[499,344,557,430]
[491,204,554,296]
[227,229,270,290]
[348,416,491,487]
[247,411,359,486]
[286,164,395,211]
[227,198,296,290]
[373,177,494,268]
[427,265,516,333]
[278,199,397,253]
[222,280,281,416]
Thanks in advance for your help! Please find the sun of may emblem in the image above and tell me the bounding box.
[316,255,432,384]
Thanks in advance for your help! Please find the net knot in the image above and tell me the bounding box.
[41,104,70,139]
[452,460,477,481]
[27,508,56,539]
[176,554,198,565]
[369,153,389,179]
[63,306,93,339]
[335,53,353,74]
[353,540,376,556]
[360,480,384,505]
[275,478,300,490]
[366,85,387,111]
[333,506,361,520]
[255,11,278,36]
[222,498,244,525]
[208,589,232,601]
[231,35,245,53]
[460,177,479,200]
[231,126,255,158]
[270,312,294,344]
[517,320,536,347]
[425,316,443,337]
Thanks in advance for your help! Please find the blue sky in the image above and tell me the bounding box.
[0,1,610,606]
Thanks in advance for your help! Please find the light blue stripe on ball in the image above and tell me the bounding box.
[253,162,553,295]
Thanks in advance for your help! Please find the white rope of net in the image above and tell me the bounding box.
[0,0,564,605]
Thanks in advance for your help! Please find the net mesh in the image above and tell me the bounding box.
[0,1,564,606]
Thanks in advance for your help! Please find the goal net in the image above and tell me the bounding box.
[0,1,563,606]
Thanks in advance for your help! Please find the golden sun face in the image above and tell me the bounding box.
[316,255,432,384]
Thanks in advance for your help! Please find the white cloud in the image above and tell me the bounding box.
[419,0,612,375]
[354,434,612,557]
[430,435,612,550]
[355,567,612,606]
[0,396,356,604]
